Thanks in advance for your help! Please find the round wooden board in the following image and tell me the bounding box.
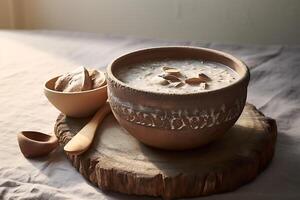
[54,103,277,199]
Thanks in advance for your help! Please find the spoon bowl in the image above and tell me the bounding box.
[17,131,58,158]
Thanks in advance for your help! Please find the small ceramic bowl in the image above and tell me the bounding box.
[107,46,250,150]
[17,131,58,158]
[44,74,107,118]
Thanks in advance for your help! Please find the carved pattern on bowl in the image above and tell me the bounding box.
[109,94,243,131]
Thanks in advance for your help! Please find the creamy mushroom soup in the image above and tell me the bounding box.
[116,59,239,94]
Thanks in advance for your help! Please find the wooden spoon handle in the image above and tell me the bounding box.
[64,102,111,155]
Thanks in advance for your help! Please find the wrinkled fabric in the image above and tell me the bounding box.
[0,30,299,200]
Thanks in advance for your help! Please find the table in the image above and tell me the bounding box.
[0,30,299,200]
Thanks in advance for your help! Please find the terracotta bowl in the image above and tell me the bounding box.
[17,131,58,158]
[107,46,250,150]
[44,75,107,118]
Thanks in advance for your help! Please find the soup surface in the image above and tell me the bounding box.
[116,59,239,94]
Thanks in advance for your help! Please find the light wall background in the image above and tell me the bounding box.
[0,0,14,28]
[1,0,300,44]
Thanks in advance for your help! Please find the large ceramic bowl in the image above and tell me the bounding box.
[107,46,250,150]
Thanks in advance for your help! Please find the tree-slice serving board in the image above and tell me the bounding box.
[54,103,277,199]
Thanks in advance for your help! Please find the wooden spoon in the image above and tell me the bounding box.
[64,102,111,155]
[17,131,58,158]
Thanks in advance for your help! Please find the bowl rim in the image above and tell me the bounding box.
[107,46,250,96]
[44,74,107,95]
[19,131,53,144]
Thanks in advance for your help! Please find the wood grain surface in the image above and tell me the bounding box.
[54,103,277,199]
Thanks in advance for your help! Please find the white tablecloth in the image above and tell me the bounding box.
[0,30,299,200]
